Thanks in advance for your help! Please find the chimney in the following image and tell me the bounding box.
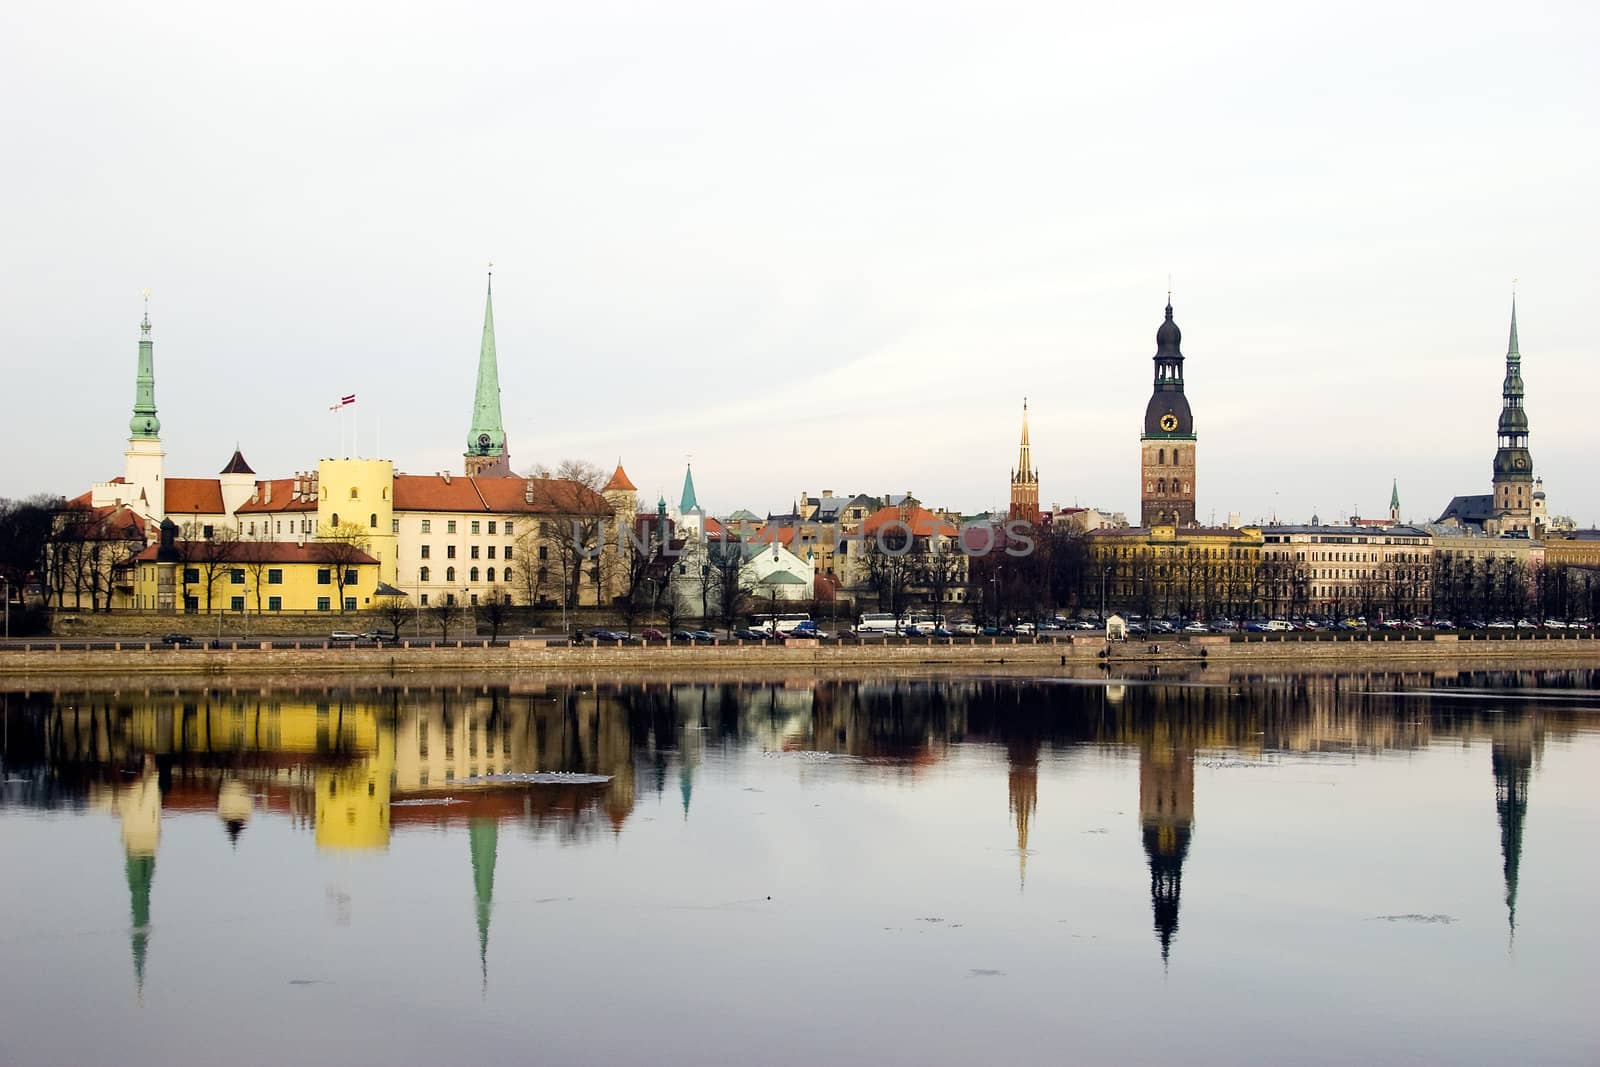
[263,480,272,504]
[441,471,451,485]
[524,479,535,505]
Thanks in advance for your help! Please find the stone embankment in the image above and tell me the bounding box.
[0,631,1595,679]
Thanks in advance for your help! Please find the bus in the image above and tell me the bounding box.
[857,612,945,635]
[752,613,812,635]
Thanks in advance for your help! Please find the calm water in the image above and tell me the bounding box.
[1,668,1597,1066]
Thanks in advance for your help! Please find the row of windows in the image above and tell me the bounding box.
[417,565,540,584]
[244,519,314,536]
[417,544,514,561]
[1153,448,1183,465]
[182,595,355,611]
[417,519,516,536]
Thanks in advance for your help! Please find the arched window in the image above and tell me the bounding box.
[486,567,496,582]
[1158,448,1165,465]
[1173,448,1180,465]
[1157,479,1166,494]
[446,566,456,582]
[331,512,339,527]
[382,487,389,500]
[420,566,430,582]
[369,513,377,529]
[470,567,480,582]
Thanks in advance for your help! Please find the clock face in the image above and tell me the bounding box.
[478,432,492,449]
[1159,413,1179,432]
[1514,456,1526,469]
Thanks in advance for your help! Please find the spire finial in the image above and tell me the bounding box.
[487,261,493,295]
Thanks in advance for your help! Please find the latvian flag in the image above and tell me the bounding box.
[329,393,356,411]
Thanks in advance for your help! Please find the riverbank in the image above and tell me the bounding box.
[1,630,1596,683]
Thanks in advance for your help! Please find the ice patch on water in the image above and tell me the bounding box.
[391,797,469,807]
[1372,913,1455,924]
[453,772,612,785]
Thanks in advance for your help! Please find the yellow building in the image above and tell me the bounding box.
[125,540,380,614]
[1084,524,1262,619]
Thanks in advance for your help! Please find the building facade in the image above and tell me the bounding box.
[1259,524,1433,620]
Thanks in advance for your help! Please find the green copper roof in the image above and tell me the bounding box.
[467,275,506,457]
[1507,296,1520,361]
[679,465,698,512]
[126,853,155,994]
[469,818,498,989]
[130,299,160,438]
[1390,479,1400,510]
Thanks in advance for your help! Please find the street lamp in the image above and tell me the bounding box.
[2,577,9,639]
[1100,565,1113,622]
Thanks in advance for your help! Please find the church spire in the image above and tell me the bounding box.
[130,291,160,439]
[1008,399,1039,521]
[464,267,510,476]
[1491,729,1532,942]
[679,464,698,513]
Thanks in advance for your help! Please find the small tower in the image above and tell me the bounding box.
[1008,399,1039,522]
[1139,298,1197,527]
[1491,296,1534,533]
[464,270,512,477]
[676,464,702,539]
[219,447,257,519]
[1389,479,1401,526]
[125,293,166,524]
[602,461,639,545]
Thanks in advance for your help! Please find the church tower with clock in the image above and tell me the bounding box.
[464,270,513,478]
[1139,298,1197,527]
[1490,297,1534,534]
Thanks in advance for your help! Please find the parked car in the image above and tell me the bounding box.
[639,628,668,641]
[1182,622,1209,634]
[930,627,953,638]
[735,628,769,640]
[330,631,361,641]
[954,622,979,636]
[1014,622,1036,635]
[161,632,195,645]
[690,630,718,642]
[588,628,624,641]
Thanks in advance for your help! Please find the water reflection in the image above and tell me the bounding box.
[0,666,1593,996]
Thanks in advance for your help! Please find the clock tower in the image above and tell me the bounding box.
[1490,297,1534,534]
[464,270,512,477]
[1139,299,1196,527]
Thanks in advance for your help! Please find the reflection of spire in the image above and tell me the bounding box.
[469,818,498,992]
[679,762,694,819]
[1007,738,1039,890]
[1491,733,1532,942]
[118,756,161,1000]
[1139,743,1193,966]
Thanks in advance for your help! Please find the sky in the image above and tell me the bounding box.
[2,0,1596,525]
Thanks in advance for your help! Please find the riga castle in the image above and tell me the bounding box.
[82,278,636,613]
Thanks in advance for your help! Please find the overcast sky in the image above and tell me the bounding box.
[2,1,1595,525]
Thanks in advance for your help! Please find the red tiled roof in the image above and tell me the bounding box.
[235,479,318,514]
[132,541,378,565]
[164,478,225,515]
[860,505,957,539]
[603,464,637,493]
[394,474,611,516]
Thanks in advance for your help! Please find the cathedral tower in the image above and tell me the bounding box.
[1139,299,1196,527]
[1008,399,1039,522]
[124,293,166,524]
[1491,297,1534,534]
[464,270,511,477]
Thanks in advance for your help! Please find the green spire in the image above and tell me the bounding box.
[469,818,498,991]
[130,293,160,438]
[679,465,698,512]
[1390,479,1400,511]
[467,271,506,458]
[1507,295,1520,361]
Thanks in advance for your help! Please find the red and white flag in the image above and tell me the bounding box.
[329,393,356,411]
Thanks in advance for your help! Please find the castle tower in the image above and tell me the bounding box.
[1008,399,1039,522]
[219,447,257,519]
[1139,299,1197,527]
[1491,297,1534,533]
[603,461,639,533]
[124,293,166,524]
[464,271,511,477]
[316,458,398,585]
[1139,741,1194,965]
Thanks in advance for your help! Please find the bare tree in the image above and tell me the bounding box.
[426,596,455,638]
[482,585,512,641]
[238,528,278,616]
[710,540,756,634]
[372,594,411,638]
[182,522,241,612]
[511,526,549,606]
[316,521,371,613]
[918,537,965,627]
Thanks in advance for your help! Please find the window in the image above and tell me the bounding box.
[471,545,480,560]
[230,569,245,584]
[345,569,357,585]
[537,566,548,582]
[446,566,456,582]
[504,545,513,560]
[487,567,496,582]
[445,593,456,606]
[420,545,431,559]
[344,597,357,611]
[471,520,481,535]
[230,596,245,612]
[504,521,514,536]
[1174,448,1181,465]
[248,522,256,535]
[421,519,432,534]
[420,593,429,606]
[470,567,480,582]
[268,596,282,611]
[487,545,496,559]
[267,568,283,584]
[539,521,550,537]
[1158,448,1165,464]
[331,513,339,527]
[538,545,548,560]
[420,566,431,582]
[447,520,457,534]
[470,594,479,606]
[447,545,457,559]
[317,596,331,611]
[369,513,377,529]
[184,567,200,583]
[488,521,497,535]
[349,487,358,500]
[317,568,331,585]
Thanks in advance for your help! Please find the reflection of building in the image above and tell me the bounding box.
[1139,740,1193,965]
[1490,717,1541,939]
[114,756,161,998]
[314,734,394,850]
[1007,737,1039,889]
[469,819,497,989]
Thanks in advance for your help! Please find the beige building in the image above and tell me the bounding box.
[1260,524,1433,619]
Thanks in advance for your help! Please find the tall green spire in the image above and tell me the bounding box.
[679,465,698,512]
[1507,295,1520,361]
[130,292,160,438]
[126,853,155,997]
[1390,479,1400,511]
[466,270,506,461]
[469,818,498,991]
